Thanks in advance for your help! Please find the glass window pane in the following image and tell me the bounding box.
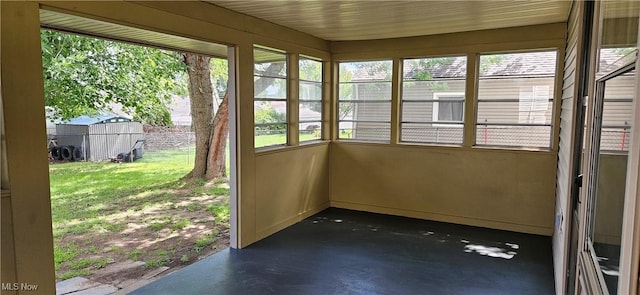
[254,48,287,77]
[255,125,287,148]
[339,102,390,122]
[339,61,392,82]
[255,101,287,124]
[475,125,551,148]
[401,56,466,145]
[300,81,322,100]
[254,47,288,149]
[597,1,639,75]
[476,51,557,148]
[299,58,322,82]
[299,122,321,141]
[339,122,390,142]
[338,60,392,142]
[254,76,286,99]
[590,68,635,295]
[300,102,322,122]
[600,71,634,152]
[477,101,553,125]
[300,58,323,143]
[401,123,463,144]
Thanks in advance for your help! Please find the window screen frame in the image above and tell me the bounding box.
[337,60,393,143]
[474,50,559,150]
[253,46,289,149]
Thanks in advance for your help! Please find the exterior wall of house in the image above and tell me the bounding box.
[352,77,559,146]
[553,1,583,293]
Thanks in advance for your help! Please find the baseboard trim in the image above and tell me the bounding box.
[256,202,330,241]
[330,201,553,236]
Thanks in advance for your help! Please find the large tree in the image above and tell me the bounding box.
[185,56,285,180]
[42,29,231,181]
[41,29,185,125]
[183,53,229,179]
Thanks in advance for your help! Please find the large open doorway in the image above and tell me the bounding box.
[40,9,237,293]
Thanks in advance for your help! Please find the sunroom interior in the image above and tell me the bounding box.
[2,1,640,294]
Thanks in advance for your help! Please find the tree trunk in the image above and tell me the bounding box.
[184,54,283,181]
[205,91,229,179]
[184,53,215,179]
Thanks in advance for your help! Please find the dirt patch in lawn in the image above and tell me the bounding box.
[54,180,230,289]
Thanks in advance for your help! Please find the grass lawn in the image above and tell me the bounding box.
[50,149,230,281]
[255,132,320,148]
[49,133,320,282]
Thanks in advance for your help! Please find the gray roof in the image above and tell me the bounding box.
[349,51,566,81]
[61,111,133,126]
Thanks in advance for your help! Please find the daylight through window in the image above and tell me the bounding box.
[254,47,288,148]
[475,51,557,148]
[299,57,323,142]
[338,60,392,142]
[401,56,467,144]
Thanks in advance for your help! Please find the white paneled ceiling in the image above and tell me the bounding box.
[207,0,572,41]
[40,10,229,57]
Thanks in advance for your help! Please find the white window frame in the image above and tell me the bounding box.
[432,92,465,127]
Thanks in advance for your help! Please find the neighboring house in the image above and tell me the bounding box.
[342,50,633,151]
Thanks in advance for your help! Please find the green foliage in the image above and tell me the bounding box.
[255,102,286,131]
[299,58,322,81]
[172,219,191,230]
[41,29,186,125]
[211,58,229,97]
[208,203,230,223]
[479,55,506,75]
[193,234,215,252]
[54,244,79,270]
[128,249,142,261]
[180,254,189,263]
[58,269,91,281]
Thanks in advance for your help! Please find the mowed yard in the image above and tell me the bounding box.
[50,148,230,283]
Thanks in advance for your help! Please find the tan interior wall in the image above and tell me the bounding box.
[328,23,566,236]
[331,143,557,235]
[254,144,330,240]
[593,153,628,245]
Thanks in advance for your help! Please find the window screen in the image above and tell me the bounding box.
[401,56,466,144]
[476,51,557,148]
[338,60,392,142]
[254,47,287,148]
[299,57,322,142]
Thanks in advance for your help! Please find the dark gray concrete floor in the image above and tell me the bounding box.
[131,208,555,295]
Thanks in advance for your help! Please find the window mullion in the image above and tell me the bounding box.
[464,53,479,148]
[288,53,299,146]
[390,58,401,145]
